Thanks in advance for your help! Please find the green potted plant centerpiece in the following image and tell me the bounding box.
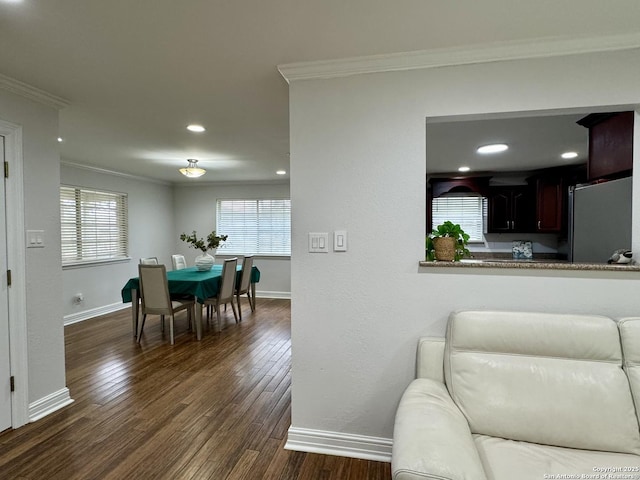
[427,221,471,262]
[180,230,228,271]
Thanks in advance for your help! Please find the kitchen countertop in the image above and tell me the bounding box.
[419,258,640,271]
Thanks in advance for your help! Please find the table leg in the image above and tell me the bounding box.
[131,288,140,338]
[195,298,203,340]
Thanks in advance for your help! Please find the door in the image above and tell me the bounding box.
[0,135,10,432]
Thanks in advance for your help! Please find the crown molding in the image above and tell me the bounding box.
[61,160,172,186]
[0,73,70,109]
[278,32,640,83]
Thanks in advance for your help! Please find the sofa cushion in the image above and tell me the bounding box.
[474,434,640,480]
[444,310,640,455]
[619,317,640,428]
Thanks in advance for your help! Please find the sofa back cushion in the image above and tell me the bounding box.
[619,317,640,431]
[444,310,640,455]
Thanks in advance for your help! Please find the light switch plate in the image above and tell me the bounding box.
[308,232,329,253]
[334,230,347,251]
[26,229,45,248]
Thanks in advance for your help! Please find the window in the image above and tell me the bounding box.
[431,194,486,242]
[60,186,128,265]
[216,199,291,256]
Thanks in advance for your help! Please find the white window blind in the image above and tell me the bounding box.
[60,186,128,265]
[216,199,291,256]
[432,194,486,242]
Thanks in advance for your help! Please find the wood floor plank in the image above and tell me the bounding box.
[0,299,391,479]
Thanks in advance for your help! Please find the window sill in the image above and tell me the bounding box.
[216,254,290,260]
[62,257,131,270]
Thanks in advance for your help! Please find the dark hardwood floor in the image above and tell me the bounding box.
[0,298,391,479]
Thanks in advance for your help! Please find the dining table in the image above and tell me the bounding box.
[121,264,260,341]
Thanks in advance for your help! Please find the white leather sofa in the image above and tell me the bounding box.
[392,311,640,480]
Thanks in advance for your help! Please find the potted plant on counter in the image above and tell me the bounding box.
[180,230,228,271]
[426,221,471,262]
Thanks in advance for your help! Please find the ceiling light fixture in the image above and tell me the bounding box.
[561,151,578,159]
[477,143,508,154]
[57,137,63,143]
[179,159,206,178]
[186,124,206,133]
[276,170,287,175]
[458,166,470,172]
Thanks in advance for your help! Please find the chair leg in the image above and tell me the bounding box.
[230,300,239,323]
[247,292,254,312]
[137,314,148,343]
[237,293,242,321]
[216,302,222,333]
[161,315,165,332]
[169,315,175,345]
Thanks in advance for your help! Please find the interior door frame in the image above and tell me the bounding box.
[0,118,29,428]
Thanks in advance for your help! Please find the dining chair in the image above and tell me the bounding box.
[137,264,195,345]
[236,255,255,320]
[140,257,158,265]
[171,254,187,270]
[204,257,238,332]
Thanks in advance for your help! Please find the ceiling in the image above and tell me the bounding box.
[2,1,640,184]
[426,112,590,176]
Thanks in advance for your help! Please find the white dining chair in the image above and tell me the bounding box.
[140,257,158,265]
[171,254,187,270]
[204,257,238,332]
[137,264,194,345]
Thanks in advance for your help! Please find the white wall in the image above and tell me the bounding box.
[288,49,640,454]
[173,182,291,297]
[0,89,66,407]
[60,164,175,320]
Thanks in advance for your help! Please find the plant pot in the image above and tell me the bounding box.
[432,237,457,262]
[195,252,215,271]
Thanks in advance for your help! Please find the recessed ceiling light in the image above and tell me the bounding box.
[276,170,287,175]
[458,166,470,172]
[477,143,508,154]
[186,124,205,133]
[57,137,63,143]
[561,151,578,159]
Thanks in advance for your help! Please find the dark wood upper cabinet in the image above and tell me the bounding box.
[577,111,634,181]
[487,186,533,233]
[533,175,564,232]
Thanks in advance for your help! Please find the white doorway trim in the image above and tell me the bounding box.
[0,118,29,428]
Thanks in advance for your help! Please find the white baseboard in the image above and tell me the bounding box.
[256,290,291,299]
[63,302,129,326]
[29,387,74,422]
[285,426,392,463]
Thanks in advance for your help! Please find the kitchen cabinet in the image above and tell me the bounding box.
[487,186,533,233]
[534,175,564,232]
[577,111,634,181]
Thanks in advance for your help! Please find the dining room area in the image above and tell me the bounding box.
[60,163,292,331]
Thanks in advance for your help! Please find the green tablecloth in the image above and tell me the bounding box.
[121,265,260,304]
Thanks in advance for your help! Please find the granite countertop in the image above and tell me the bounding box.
[419,257,640,271]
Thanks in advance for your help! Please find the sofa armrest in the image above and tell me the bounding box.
[417,337,445,382]
[392,378,487,480]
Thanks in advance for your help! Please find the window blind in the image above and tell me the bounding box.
[216,199,291,255]
[60,186,128,265]
[432,195,486,242]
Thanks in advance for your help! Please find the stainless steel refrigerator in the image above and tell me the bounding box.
[568,176,633,263]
